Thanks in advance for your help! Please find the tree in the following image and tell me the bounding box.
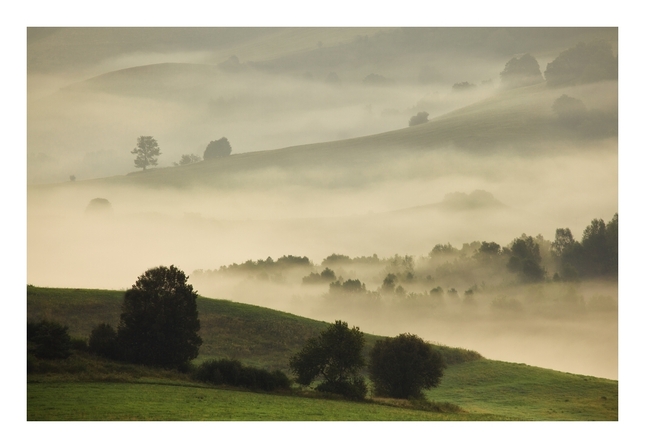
[544,40,617,87]
[203,137,232,160]
[507,234,545,282]
[369,333,446,399]
[409,111,429,127]
[27,320,72,360]
[131,136,161,170]
[289,320,367,399]
[88,323,119,359]
[175,154,201,166]
[499,53,543,88]
[117,265,202,369]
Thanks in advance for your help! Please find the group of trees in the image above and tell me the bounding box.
[29,265,446,401]
[498,40,617,90]
[130,136,232,171]
[553,213,618,280]
[289,321,446,400]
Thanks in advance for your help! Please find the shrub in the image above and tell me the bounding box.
[27,320,72,360]
[369,333,446,399]
[195,359,291,391]
[409,111,429,126]
[203,137,232,159]
[289,321,367,400]
[89,323,119,359]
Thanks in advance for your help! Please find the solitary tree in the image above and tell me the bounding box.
[409,111,429,127]
[289,320,367,399]
[27,320,72,360]
[369,333,446,399]
[131,136,161,170]
[117,265,202,369]
[499,53,543,88]
[204,137,232,160]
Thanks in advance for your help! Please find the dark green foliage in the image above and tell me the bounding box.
[316,376,368,400]
[70,337,88,352]
[194,358,291,391]
[507,235,545,282]
[322,253,351,266]
[545,40,617,87]
[431,243,458,258]
[500,53,543,88]
[131,136,160,170]
[289,321,366,399]
[329,279,366,295]
[203,137,232,159]
[369,333,446,399]
[302,267,336,284]
[27,320,72,359]
[555,214,618,279]
[380,273,397,294]
[89,323,119,359]
[117,265,202,369]
[409,111,429,126]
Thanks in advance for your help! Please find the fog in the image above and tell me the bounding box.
[27,28,618,380]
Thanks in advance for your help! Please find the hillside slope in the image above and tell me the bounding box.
[40,81,607,191]
[26,286,618,420]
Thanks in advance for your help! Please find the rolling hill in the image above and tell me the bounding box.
[34,78,614,192]
[26,286,618,420]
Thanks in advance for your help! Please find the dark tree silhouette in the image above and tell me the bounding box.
[409,111,429,127]
[27,320,72,360]
[499,53,543,88]
[545,40,617,87]
[369,333,446,399]
[117,265,202,369]
[88,323,119,359]
[507,235,545,282]
[131,136,161,170]
[289,320,367,399]
[204,137,232,160]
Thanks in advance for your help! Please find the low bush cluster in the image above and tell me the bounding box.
[194,358,291,392]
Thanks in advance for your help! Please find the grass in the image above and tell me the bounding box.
[27,286,618,421]
[27,382,501,421]
[427,359,618,421]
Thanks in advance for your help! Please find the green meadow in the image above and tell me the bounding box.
[27,286,617,421]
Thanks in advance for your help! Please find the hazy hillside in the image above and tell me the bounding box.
[27,27,617,184]
[27,28,618,386]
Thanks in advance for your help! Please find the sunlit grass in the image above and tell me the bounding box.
[27,382,502,421]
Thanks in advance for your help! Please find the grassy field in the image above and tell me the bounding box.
[27,382,502,421]
[27,286,617,421]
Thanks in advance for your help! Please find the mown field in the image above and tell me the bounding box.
[26,286,618,421]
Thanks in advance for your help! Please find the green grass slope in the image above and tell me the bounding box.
[27,286,617,420]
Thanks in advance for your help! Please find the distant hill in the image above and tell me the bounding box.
[54,82,586,191]
[393,190,508,214]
